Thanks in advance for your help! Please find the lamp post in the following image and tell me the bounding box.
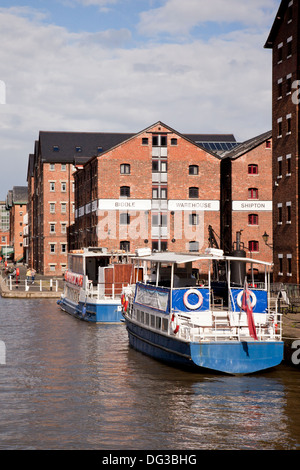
[262,231,273,248]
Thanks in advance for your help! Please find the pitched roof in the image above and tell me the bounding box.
[37,122,237,165]
[264,0,290,48]
[12,186,28,204]
[220,130,272,160]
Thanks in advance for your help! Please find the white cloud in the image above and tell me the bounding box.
[138,0,278,37]
[0,4,274,199]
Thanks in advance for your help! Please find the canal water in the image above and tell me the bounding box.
[0,297,300,450]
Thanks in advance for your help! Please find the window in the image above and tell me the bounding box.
[53,146,59,152]
[248,188,258,199]
[152,135,167,147]
[287,74,292,94]
[189,187,199,199]
[278,255,283,275]
[120,186,130,197]
[248,240,259,252]
[120,164,130,174]
[286,114,292,134]
[189,165,199,175]
[266,140,272,148]
[248,164,258,175]
[49,264,56,272]
[278,157,282,178]
[278,204,283,224]
[50,163,55,171]
[161,188,167,199]
[152,161,159,173]
[171,138,177,146]
[50,182,55,192]
[286,154,291,175]
[50,223,56,233]
[61,223,67,233]
[287,255,292,275]
[61,164,66,171]
[120,213,130,225]
[189,241,199,252]
[286,202,291,223]
[278,79,283,98]
[120,241,130,252]
[61,244,67,253]
[288,2,293,22]
[61,203,67,213]
[248,214,258,225]
[287,37,292,58]
[61,182,67,192]
[277,43,283,63]
[152,188,158,199]
[189,213,199,225]
[142,138,148,145]
[75,146,82,153]
[50,244,56,254]
[278,118,282,137]
[50,203,55,213]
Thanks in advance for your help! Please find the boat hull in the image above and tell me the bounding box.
[124,318,284,375]
[58,297,123,323]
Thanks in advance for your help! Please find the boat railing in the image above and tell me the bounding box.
[85,281,133,300]
[171,309,283,343]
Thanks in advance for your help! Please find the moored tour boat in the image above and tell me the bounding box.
[121,249,284,375]
[58,247,139,323]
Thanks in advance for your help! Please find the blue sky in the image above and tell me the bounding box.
[0,0,279,199]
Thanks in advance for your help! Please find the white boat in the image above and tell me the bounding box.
[121,250,283,375]
[58,247,139,323]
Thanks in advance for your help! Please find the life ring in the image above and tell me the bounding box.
[183,289,203,310]
[236,290,257,309]
[121,294,125,305]
[171,313,179,334]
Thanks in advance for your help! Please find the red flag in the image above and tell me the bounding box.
[242,280,258,340]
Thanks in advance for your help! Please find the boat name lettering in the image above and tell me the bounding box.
[64,271,83,287]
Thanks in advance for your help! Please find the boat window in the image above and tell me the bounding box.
[145,312,149,325]
[136,310,141,322]
[162,318,168,332]
[150,315,155,328]
[156,316,162,330]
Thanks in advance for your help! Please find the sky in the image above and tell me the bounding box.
[0,0,279,200]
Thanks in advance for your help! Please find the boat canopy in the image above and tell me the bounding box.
[133,251,272,267]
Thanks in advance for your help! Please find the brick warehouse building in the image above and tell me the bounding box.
[5,186,28,262]
[72,121,237,260]
[265,0,300,283]
[221,131,273,268]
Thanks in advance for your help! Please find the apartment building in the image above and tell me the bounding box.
[221,131,273,269]
[265,0,300,282]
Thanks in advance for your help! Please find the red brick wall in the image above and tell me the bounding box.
[270,0,300,283]
[75,123,221,255]
[231,140,273,270]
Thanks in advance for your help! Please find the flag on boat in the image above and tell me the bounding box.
[242,279,258,340]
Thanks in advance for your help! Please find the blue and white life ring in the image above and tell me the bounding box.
[183,289,203,310]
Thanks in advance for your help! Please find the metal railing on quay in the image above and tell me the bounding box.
[5,277,63,292]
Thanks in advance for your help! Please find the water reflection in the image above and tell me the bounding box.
[0,298,299,450]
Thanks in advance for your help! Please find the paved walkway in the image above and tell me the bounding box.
[0,262,63,298]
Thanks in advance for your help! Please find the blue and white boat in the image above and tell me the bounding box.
[122,249,284,375]
[58,247,136,323]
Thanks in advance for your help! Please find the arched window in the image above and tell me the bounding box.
[248,164,258,174]
[120,186,130,197]
[189,187,199,199]
[248,240,259,252]
[120,164,130,174]
[248,188,258,199]
[189,165,199,175]
[248,214,258,225]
